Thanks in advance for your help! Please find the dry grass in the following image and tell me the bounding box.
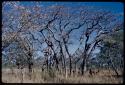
[2,68,123,83]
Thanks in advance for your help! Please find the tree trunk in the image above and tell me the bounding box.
[50,46,59,71]
[64,43,72,76]
[28,62,32,80]
[28,58,33,73]
[20,68,23,83]
[81,59,84,75]
[46,57,49,71]
[69,57,72,75]
[74,63,77,76]
[110,59,119,77]
[53,54,59,71]
[109,49,119,77]
[59,42,66,76]
[27,53,33,80]
[66,67,68,79]
[81,58,87,75]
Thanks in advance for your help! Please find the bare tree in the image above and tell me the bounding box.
[2,2,123,81]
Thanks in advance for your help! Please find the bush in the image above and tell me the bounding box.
[48,68,56,78]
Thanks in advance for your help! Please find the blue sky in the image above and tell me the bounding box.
[19,2,124,13]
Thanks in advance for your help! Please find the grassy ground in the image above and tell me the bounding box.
[2,68,123,83]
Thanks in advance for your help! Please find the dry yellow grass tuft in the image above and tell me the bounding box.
[2,68,123,83]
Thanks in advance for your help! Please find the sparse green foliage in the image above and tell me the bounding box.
[96,30,123,76]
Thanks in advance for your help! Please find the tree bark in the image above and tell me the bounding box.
[81,58,87,75]
[64,42,72,76]
[110,59,119,77]
[59,42,66,75]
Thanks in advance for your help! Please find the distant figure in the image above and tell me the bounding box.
[89,69,93,76]
[72,70,75,74]
[42,68,44,71]
[89,69,99,76]
[16,62,20,69]
[72,70,75,76]
[77,67,81,76]
[78,71,80,75]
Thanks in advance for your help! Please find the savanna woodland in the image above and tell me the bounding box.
[2,2,124,83]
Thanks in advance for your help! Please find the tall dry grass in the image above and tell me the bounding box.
[2,68,123,83]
